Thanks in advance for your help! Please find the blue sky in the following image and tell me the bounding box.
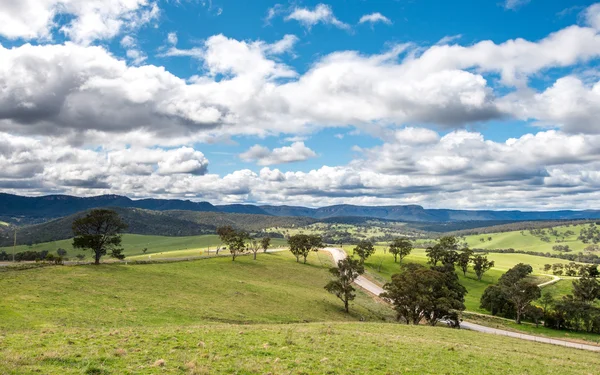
[1,0,600,209]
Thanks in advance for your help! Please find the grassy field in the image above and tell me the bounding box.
[0,251,392,331]
[462,223,596,254]
[0,234,288,259]
[2,322,599,375]
[353,246,568,313]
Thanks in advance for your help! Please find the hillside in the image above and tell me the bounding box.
[1,252,598,374]
[4,193,600,224]
[0,208,314,247]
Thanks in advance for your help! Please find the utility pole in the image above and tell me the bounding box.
[13,228,16,262]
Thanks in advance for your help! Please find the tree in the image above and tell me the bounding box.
[260,237,271,253]
[381,264,466,327]
[288,234,323,263]
[504,279,541,324]
[75,254,86,261]
[471,255,495,281]
[525,305,544,327]
[56,248,67,257]
[573,276,600,304]
[218,229,250,261]
[353,240,375,264]
[388,238,412,263]
[248,239,261,260]
[324,257,364,313]
[543,264,552,272]
[425,245,445,266]
[540,291,554,314]
[457,249,473,276]
[216,225,235,254]
[72,209,128,265]
[142,247,148,254]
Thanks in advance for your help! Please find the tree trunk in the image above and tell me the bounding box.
[94,251,101,265]
[232,251,236,261]
[344,299,349,313]
[394,254,397,263]
[515,310,522,324]
[253,251,257,260]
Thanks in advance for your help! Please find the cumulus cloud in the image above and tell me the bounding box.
[240,142,317,166]
[359,13,392,25]
[0,0,159,44]
[285,4,350,30]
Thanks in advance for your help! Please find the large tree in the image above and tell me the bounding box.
[353,240,375,264]
[388,238,412,263]
[573,276,600,304]
[217,226,250,261]
[504,279,541,324]
[381,264,466,327]
[288,234,323,263]
[72,209,128,265]
[324,257,364,313]
[471,254,495,281]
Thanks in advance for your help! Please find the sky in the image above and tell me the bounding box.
[1,0,600,210]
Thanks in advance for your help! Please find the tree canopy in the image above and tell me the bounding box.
[324,257,364,313]
[388,238,412,263]
[72,209,128,265]
[288,234,323,263]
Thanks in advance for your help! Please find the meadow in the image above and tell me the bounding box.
[462,223,595,254]
[2,322,598,375]
[0,234,287,259]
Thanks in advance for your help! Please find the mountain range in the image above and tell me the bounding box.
[2,193,600,223]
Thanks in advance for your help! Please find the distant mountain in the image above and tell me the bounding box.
[2,193,600,224]
[0,193,218,220]
[0,207,314,247]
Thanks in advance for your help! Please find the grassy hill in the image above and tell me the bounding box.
[463,223,594,254]
[1,251,599,374]
[354,246,570,313]
[0,234,288,259]
[2,322,598,375]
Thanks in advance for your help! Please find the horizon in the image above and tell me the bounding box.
[3,191,600,213]
[2,1,600,210]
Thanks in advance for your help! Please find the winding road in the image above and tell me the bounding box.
[322,247,600,352]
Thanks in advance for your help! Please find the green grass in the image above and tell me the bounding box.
[463,312,600,345]
[0,251,391,331]
[463,224,596,254]
[356,246,568,313]
[1,322,598,374]
[0,234,288,259]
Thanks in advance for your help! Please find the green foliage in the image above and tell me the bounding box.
[260,236,271,253]
[573,276,600,303]
[472,255,495,281]
[72,209,128,265]
[217,226,250,261]
[381,264,466,326]
[287,234,323,263]
[457,248,473,276]
[352,240,375,263]
[481,263,540,324]
[388,238,413,263]
[324,257,364,312]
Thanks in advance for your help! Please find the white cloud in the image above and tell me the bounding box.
[285,4,350,30]
[586,3,600,30]
[359,13,392,25]
[0,0,159,45]
[167,32,178,45]
[504,0,531,10]
[240,142,317,166]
